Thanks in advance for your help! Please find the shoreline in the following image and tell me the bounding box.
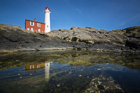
[0,47,139,54]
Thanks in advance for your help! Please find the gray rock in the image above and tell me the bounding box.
[0,24,140,52]
[0,25,73,50]
[51,26,128,51]
[70,26,77,30]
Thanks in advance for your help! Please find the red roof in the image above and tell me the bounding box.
[46,5,49,10]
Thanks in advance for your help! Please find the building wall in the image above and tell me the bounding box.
[25,20,45,33]
[25,63,45,71]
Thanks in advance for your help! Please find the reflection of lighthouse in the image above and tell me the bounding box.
[45,62,50,82]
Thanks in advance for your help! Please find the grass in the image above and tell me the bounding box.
[133,29,140,33]
[46,54,61,57]
[0,50,18,54]
[69,60,92,66]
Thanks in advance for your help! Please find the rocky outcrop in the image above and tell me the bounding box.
[0,24,73,51]
[111,26,140,51]
[0,24,140,52]
[50,26,128,51]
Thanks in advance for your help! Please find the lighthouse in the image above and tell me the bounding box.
[44,5,51,33]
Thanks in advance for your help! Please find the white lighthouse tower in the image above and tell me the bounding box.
[44,5,51,33]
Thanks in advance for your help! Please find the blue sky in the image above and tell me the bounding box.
[0,0,140,31]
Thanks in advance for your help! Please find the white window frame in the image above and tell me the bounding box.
[37,23,41,27]
[27,28,29,30]
[31,28,33,32]
[38,29,40,32]
[37,64,40,68]
[30,65,34,70]
[30,21,34,26]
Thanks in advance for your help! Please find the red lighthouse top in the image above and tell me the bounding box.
[46,5,49,10]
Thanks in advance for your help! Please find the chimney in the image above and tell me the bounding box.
[34,18,36,21]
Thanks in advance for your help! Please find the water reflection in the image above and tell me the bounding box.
[0,51,140,93]
[45,62,50,82]
[25,62,50,82]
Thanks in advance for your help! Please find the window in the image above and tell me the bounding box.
[27,28,29,30]
[37,23,41,27]
[30,65,34,70]
[30,21,34,26]
[38,29,40,32]
[31,28,33,32]
[37,64,40,68]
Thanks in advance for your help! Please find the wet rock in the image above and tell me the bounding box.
[85,74,123,93]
